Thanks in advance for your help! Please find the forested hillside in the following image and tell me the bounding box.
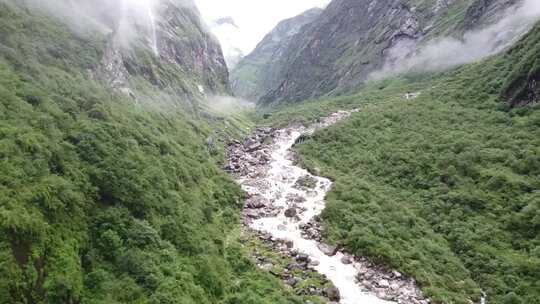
[271,21,540,304]
[0,1,304,303]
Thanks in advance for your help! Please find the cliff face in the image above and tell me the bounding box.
[17,0,229,110]
[230,8,323,101]
[96,0,230,110]
[256,0,523,105]
[500,22,540,107]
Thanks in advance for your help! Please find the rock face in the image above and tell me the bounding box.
[95,0,230,109]
[501,22,540,107]
[254,0,523,105]
[230,8,323,101]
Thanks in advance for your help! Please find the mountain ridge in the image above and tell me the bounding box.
[251,0,535,105]
[230,7,323,101]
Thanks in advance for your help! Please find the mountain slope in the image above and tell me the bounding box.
[230,8,323,101]
[98,0,230,110]
[258,0,534,104]
[0,1,304,303]
[260,21,540,304]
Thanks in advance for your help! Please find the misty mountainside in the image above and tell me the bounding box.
[209,16,245,69]
[0,1,310,303]
[230,8,323,101]
[98,0,230,110]
[22,0,230,111]
[251,0,539,105]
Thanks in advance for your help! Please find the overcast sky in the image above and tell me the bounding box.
[194,0,330,54]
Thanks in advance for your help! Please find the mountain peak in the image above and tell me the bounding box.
[213,16,239,28]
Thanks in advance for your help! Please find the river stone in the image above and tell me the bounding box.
[317,243,338,256]
[247,142,262,152]
[296,253,309,263]
[243,209,261,219]
[295,175,318,189]
[284,207,297,218]
[285,277,299,287]
[245,196,268,209]
[325,287,341,302]
[341,255,352,264]
[378,279,390,288]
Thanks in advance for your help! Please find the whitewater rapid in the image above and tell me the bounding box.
[238,112,395,304]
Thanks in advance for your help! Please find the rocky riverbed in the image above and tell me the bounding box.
[226,110,428,304]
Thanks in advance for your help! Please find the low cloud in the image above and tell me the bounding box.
[204,95,255,115]
[14,0,161,51]
[370,0,540,80]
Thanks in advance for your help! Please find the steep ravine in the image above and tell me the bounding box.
[226,111,428,304]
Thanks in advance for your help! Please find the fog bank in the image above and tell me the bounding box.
[370,0,540,80]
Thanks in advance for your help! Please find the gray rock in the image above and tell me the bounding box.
[317,243,338,256]
[325,287,341,302]
[284,207,297,218]
[286,277,301,287]
[296,253,309,263]
[341,255,352,264]
[245,196,268,209]
[378,279,390,288]
[247,142,262,152]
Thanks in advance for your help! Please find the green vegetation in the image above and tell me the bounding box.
[263,23,540,304]
[0,2,301,304]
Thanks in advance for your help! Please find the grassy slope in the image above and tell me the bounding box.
[259,23,540,304]
[0,2,302,304]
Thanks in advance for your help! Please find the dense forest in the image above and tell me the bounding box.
[285,22,540,304]
[0,2,305,303]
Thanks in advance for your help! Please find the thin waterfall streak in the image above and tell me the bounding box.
[147,2,159,56]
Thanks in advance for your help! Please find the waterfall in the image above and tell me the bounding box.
[119,0,159,57]
[146,1,159,57]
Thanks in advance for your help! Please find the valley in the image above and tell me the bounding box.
[227,110,427,304]
[0,0,539,304]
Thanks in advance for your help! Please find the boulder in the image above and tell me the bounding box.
[341,255,352,264]
[325,287,341,302]
[296,253,309,263]
[317,243,338,256]
[245,196,268,209]
[284,207,297,218]
[285,277,299,287]
[247,142,262,152]
[243,209,261,219]
[378,279,390,288]
[294,175,318,189]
